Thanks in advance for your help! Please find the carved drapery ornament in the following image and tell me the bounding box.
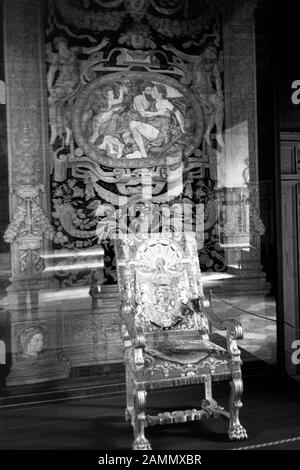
[4,185,54,275]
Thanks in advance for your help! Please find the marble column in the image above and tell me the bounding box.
[219,0,269,293]
[2,0,70,384]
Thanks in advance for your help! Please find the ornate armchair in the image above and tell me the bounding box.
[116,231,247,450]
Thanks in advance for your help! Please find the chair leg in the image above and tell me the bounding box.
[125,369,134,422]
[204,375,212,401]
[132,390,152,450]
[228,378,248,441]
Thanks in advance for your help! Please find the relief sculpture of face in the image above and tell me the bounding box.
[131,33,145,49]
[19,328,45,359]
[28,334,44,356]
[128,0,146,12]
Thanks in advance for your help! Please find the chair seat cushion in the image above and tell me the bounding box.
[127,338,231,387]
[145,339,228,365]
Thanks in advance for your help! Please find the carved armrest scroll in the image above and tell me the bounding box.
[201,297,244,358]
[121,300,146,367]
[202,298,243,340]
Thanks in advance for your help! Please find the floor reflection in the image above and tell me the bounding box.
[210,294,276,364]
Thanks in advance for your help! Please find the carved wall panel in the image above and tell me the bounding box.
[60,309,123,366]
[7,316,71,385]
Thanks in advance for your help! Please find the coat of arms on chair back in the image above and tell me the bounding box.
[115,232,209,335]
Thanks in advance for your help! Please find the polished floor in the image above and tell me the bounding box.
[211,293,277,364]
[0,373,299,450]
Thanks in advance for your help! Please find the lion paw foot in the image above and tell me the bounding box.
[125,409,131,422]
[229,424,248,441]
[133,438,152,450]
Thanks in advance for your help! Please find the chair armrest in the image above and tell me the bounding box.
[121,301,146,348]
[120,301,145,367]
[200,297,244,359]
[202,298,243,340]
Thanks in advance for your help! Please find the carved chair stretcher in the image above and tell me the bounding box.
[116,232,247,450]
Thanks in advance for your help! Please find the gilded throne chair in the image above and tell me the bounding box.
[116,231,247,450]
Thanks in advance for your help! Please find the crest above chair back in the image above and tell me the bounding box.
[115,231,208,335]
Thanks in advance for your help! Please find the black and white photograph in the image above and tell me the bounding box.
[0,0,299,460]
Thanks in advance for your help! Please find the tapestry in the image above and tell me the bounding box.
[46,0,226,285]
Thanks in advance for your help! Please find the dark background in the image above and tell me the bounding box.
[271,1,300,130]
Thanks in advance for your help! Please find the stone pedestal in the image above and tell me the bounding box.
[2,0,70,385]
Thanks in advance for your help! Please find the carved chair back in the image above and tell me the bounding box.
[116,232,209,338]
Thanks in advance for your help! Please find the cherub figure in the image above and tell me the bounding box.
[47,35,110,146]
[163,42,224,148]
[97,135,125,159]
[89,84,127,145]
